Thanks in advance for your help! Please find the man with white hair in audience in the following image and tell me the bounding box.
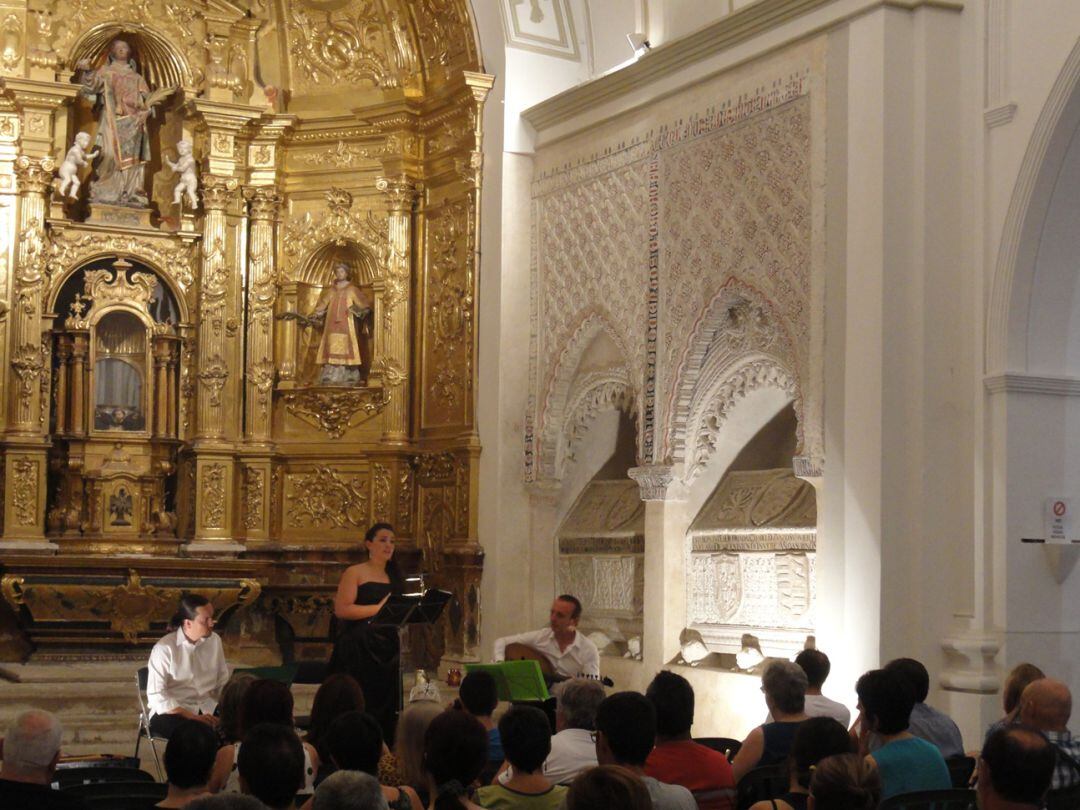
[313,771,389,810]
[0,708,89,808]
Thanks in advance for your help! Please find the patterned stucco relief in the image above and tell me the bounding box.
[526,66,821,483]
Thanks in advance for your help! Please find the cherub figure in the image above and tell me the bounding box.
[57,131,98,199]
[164,139,198,208]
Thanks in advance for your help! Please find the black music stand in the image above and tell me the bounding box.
[371,588,454,710]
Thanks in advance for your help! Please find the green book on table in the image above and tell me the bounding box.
[464,660,550,702]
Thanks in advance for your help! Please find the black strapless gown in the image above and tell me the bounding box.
[328,580,400,743]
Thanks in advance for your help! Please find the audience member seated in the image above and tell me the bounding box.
[748,717,852,810]
[775,651,850,728]
[312,771,388,810]
[158,719,220,808]
[498,678,604,787]
[148,594,229,739]
[644,670,735,810]
[984,663,1044,746]
[305,673,367,784]
[594,691,695,810]
[476,706,566,808]
[217,673,258,747]
[309,711,419,809]
[732,660,809,783]
[807,753,880,810]
[565,765,652,810]
[379,700,443,804]
[186,795,268,810]
[1017,678,1080,791]
[977,725,1055,810]
[0,709,88,810]
[855,668,950,800]
[456,671,503,782]
[422,710,488,810]
[236,723,305,810]
[209,678,319,797]
[878,657,964,758]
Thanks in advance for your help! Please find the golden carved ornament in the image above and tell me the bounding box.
[286,466,369,529]
[0,569,261,644]
[244,186,282,220]
[1,13,23,71]
[79,260,157,310]
[47,231,198,294]
[201,463,226,528]
[372,463,390,522]
[243,467,265,531]
[281,387,388,439]
[14,155,54,194]
[398,463,413,531]
[299,140,383,168]
[281,188,388,281]
[10,457,39,526]
[286,0,393,89]
[201,175,239,210]
[197,356,228,407]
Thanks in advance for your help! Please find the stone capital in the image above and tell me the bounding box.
[243,185,283,221]
[14,154,55,195]
[201,175,241,211]
[376,174,422,212]
[629,464,686,502]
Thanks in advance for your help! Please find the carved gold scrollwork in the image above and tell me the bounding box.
[286,1,393,88]
[202,464,226,528]
[281,388,388,439]
[11,457,38,526]
[287,467,369,529]
[372,463,390,522]
[281,188,388,280]
[427,200,472,408]
[197,357,228,407]
[243,467,264,531]
[1,575,25,606]
[47,231,198,294]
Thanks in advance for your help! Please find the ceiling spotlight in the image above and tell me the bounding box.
[626,32,651,57]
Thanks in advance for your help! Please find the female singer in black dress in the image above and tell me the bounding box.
[330,522,404,743]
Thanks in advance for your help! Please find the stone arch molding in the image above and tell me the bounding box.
[987,35,1080,373]
[664,281,801,481]
[536,311,638,482]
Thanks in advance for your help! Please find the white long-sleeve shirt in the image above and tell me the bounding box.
[147,628,228,717]
[492,628,600,678]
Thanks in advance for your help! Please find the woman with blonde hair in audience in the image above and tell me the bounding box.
[807,753,881,810]
[423,710,488,810]
[380,700,444,804]
[565,765,652,810]
[983,662,1045,745]
[750,717,853,810]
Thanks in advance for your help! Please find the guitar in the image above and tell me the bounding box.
[503,642,613,687]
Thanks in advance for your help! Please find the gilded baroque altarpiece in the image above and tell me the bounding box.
[0,0,490,662]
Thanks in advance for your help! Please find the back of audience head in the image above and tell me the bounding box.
[395,699,445,790]
[979,725,1055,807]
[646,670,695,740]
[238,722,305,810]
[313,770,389,810]
[883,657,930,703]
[789,717,854,789]
[1019,678,1072,732]
[326,711,383,775]
[165,719,219,790]
[457,670,498,718]
[307,673,366,751]
[241,678,294,733]
[1002,663,1044,715]
[1,709,63,781]
[795,649,832,691]
[423,710,487,810]
[566,764,652,810]
[594,691,655,767]
[763,659,808,716]
[219,672,258,744]
[809,753,881,810]
[554,678,606,732]
[855,668,914,735]
[186,795,269,810]
[499,705,552,774]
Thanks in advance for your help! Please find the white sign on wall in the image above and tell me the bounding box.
[1044,498,1073,544]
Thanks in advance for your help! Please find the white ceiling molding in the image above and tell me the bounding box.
[500,0,581,60]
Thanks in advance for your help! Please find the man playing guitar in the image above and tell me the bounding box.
[493,594,600,681]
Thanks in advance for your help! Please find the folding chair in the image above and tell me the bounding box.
[944,755,976,789]
[135,665,167,780]
[878,788,977,810]
[63,779,168,809]
[694,736,743,762]
[736,763,787,810]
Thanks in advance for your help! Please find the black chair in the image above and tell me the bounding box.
[695,736,743,762]
[944,755,976,788]
[1045,782,1080,810]
[878,788,977,810]
[135,665,167,780]
[63,779,168,809]
[54,763,153,790]
[736,763,787,810]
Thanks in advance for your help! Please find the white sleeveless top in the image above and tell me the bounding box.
[223,739,316,795]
